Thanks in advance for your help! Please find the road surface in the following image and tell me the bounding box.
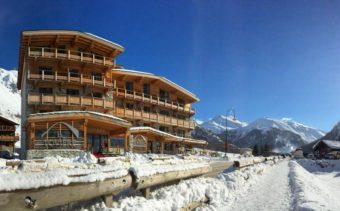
[229,160,292,211]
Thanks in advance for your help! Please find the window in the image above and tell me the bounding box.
[93,92,103,98]
[125,81,134,93]
[66,89,79,96]
[39,87,53,94]
[39,66,53,75]
[57,45,67,54]
[143,106,150,113]
[69,69,79,77]
[177,114,186,120]
[92,72,102,81]
[177,97,185,107]
[126,103,134,110]
[159,89,169,101]
[177,129,185,137]
[143,83,150,95]
[78,48,85,56]
[160,110,170,116]
[159,126,169,133]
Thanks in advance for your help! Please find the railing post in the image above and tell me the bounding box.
[113,80,116,88]
[28,47,31,56]
[92,54,95,63]
[133,91,136,100]
[80,96,83,106]
[103,56,106,65]
[124,89,127,98]
[68,50,71,59]
[81,52,83,61]
[68,71,70,82]
[157,97,159,105]
[68,95,70,105]
[103,78,106,87]
[42,70,45,80]
[41,93,44,104]
[142,93,144,101]
[55,71,58,81]
[80,73,83,84]
[92,75,95,85]
[55,48,58,58]
[42,48,44,57]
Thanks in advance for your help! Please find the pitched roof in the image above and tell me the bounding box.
[313,140,340,150]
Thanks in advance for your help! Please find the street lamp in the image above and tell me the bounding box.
[225,108,236,156]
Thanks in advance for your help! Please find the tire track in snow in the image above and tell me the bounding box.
[229,160,292,211]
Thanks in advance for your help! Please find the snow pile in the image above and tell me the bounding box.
[295,159,340,172]
[0,152,129,191]
[79,162,268,211]
[125,153,210,178]
[289,160,340,210]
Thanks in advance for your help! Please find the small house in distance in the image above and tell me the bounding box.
[313,140,340,158]
[0,115,19,156]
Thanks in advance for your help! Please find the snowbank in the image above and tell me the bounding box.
[289,160,340,210]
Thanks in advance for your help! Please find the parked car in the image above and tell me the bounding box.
[324,151,340,160]
[324,153,335,160]
[307,153,315,159]
[0,150,13,159]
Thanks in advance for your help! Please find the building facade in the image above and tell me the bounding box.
[0,116,19,156]
[17,30,206,159]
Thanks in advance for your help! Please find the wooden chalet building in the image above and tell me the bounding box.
[17,30,206,159]
[0,115,19,155]
[313,140,340,158]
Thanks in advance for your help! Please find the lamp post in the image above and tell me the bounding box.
[225,108,236,156]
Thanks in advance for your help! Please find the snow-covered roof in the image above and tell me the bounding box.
[314,140,340,150]
[128,126,207,145]
[22,30,124,52]
[114,69,199,102]
[0,115,19,125]
[29,111,131,126]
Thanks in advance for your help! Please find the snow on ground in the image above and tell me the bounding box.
[0,152,235,191]
[75,159,340,211]
[0,152,128,191]
[76,161,270,211]
[289,159,340,210]
[229,160,291,211]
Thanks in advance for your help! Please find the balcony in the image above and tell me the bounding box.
[28,93,114,109]
[0,136,19,141]
[28,71,114,88]
[113,88,195,115]
[0,125,16,131]
[28,47,114,67]
[113,107,196,129]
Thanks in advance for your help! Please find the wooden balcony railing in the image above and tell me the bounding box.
[28,71,114,88]
[28,93,114,109]
[28,47,115,67]
[0,136,19,141]
[0,125,16,131]
[113,88,195,114]
[113,107,196,129]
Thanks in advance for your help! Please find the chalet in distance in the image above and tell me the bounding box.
[313,140,340,158]
[0,115,19,156]
[17,30,207,159]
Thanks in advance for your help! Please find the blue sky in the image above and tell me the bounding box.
[0,0,340,131]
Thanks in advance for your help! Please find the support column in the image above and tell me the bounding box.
[124,131,130,153]
[102,195,113,207]
[160,141,164,154]
[83,119,88,151]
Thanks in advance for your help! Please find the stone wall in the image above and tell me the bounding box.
[26,149,83,159]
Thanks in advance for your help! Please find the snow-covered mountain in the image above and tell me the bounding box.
[194,116,325,153]
[200,115,248,134]
[0,68,20,122]
[235,118,325,143]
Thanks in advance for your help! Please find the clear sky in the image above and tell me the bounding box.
[0,0,340,131]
